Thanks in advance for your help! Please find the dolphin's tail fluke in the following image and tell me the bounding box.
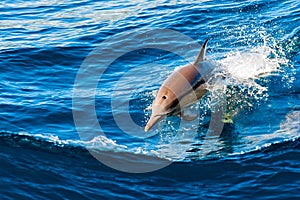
[193,39,208,65]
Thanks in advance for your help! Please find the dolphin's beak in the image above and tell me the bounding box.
[144,115,164,132]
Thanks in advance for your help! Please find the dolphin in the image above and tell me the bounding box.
[145,39,214,132]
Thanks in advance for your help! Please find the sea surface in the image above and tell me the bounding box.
[1,0,300,199]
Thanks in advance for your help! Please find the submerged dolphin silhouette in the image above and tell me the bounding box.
[145,39,215,132]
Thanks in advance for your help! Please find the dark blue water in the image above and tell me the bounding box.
[1,0,300,199]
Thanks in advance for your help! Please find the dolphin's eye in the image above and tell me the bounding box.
[162,96,167,99]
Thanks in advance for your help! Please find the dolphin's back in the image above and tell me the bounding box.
[159,64,201,100]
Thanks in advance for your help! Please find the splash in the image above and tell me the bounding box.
[207,33,291,119]
[221,46,283,80]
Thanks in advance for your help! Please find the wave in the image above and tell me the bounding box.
[1,108,299,163]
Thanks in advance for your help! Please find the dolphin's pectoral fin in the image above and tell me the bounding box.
[178,110,198,121]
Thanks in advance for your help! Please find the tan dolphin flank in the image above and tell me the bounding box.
[145,39,214,132]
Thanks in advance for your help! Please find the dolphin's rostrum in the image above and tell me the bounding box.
[145,39,214,132]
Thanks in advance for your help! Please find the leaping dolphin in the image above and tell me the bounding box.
[145,39,214,132]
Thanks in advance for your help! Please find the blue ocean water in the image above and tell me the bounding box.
[1,0,300,199]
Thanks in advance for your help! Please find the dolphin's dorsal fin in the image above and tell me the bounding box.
[193,39,208,65]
